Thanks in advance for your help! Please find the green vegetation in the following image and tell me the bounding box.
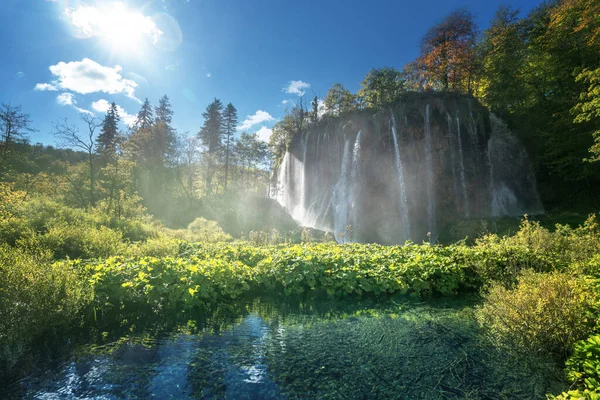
[2,174,600,397]
[1,0,600,397]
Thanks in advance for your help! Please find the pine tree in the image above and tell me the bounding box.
[198,98,224,194]
[134,98,154,130]
[310,96,319,124]
[222,103,238,192]
[96,102,121,158]
[155,95,174,125]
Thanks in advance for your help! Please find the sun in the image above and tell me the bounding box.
[66,1,163,54]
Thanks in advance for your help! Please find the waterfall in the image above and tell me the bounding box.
[275,152,290,209]
[455,110,469,218]
[273,94,542,245]
[332,139,351,243]
[391,113,411,242]
[424,105,437,242]
[447,113,459,209]
[350,131,361,237]
[487,139,498,217]
[300,132,311,214]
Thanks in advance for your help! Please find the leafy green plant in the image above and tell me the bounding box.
[551,335,600,399]
[476,270,598,360]
[0,245,91,370]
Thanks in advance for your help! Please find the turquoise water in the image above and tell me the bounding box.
[1,297,564,399]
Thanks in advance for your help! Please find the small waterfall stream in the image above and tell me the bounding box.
[455,110,469,218]
[350,131,362,238]
[391,113,411,242]
[424,105,437,242]
[332,139,351,243]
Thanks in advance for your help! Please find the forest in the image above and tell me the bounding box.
[1,0,600,398]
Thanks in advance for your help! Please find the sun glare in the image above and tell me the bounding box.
[66,1,163,54]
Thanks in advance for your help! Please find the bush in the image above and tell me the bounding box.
[123,236,182,258]
[39,224,125,259]
[0,245,91,370]
[476,270,598,360]
[471,216,600,288]
[160,217,232,243]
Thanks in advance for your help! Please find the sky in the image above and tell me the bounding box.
[1,0,544,146]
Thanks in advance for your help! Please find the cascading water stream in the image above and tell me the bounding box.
[447,113,460,207]
[350,131,361,237]
[455,110,469,218]
[424,105,437,242]
[332,139,351,243]
[391,113,411,242]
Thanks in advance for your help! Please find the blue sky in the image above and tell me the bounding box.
[1,0,543,145]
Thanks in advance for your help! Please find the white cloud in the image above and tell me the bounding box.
[284,80,310,96]
[281,99,289,105]
[65,1,163,44]
[35,83,58,91]
[55,92,93,115]
[206,72,211,78]
[255,126,273,143]
[56,92,75,106]
[238,110,275,131]
[16,71,24,79]
[91,99,137,126]
[36,58,140,102]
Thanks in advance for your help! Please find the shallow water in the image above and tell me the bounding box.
[1,297,564,399]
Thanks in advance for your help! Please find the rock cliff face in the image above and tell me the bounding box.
[271,94,542,244]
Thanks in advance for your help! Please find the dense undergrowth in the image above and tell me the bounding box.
[1,187,600,397]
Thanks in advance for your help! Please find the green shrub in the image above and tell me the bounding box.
[0,245,91,369]
[39,224,125,259]
[476,270,598,360]
[160,217,232,244]
[186,217,232,242]
[124,236,182,258]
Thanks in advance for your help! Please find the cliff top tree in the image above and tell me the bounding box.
[324,83,357,115]
[357,67,405,109]
[479,6,526,113]
[418,9,478,93]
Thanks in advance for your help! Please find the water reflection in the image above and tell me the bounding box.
[4,297,564,399]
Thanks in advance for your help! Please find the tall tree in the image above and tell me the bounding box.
[0,103,33,147]
[52,114,102,206]
[417,9,478,93]
[151,95,176,166]
[479,6,527,113]
[310,96,320,124]
[0,103,34,174]
[222,103,238,192]
[135,98,154,130]
[235,132,270,190]
[357,67,405,108]
[198,98,224,194]
[96,102,121,159]
[155,95,173,125]
[323,83,357,115]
